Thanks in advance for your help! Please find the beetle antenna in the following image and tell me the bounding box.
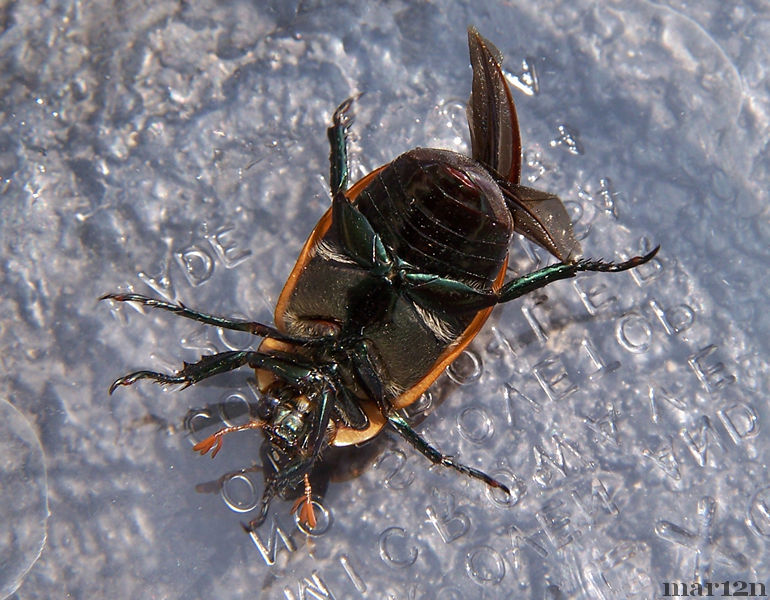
[192,420,266,459]
[291,473,317,529]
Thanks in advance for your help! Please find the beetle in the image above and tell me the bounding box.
[103,27,658,531]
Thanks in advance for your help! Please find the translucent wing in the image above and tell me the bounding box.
[502,184,582,261]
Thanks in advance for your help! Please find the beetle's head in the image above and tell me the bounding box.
[257,384,314,451]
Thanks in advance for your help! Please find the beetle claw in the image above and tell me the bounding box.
[332,93,362,129]
[108,371,164,394]
[108,376,130,395]
[490,479,511,496]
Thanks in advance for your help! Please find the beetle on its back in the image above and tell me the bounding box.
[103,28,658,530]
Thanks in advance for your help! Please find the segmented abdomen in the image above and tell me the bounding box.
[355,148,513,285]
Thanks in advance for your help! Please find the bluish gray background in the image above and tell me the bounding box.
[1,1,768,598]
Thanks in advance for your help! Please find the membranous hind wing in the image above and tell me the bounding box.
[501,184,581,261]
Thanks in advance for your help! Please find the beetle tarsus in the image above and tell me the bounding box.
[246,482,278,531]
[576,245,660,273]
[110,350,316,395]
[496,245,660,305]
[388,413,507,494]
[328,95,360,195]
[438,457,511,495]
[107,352,249,394]
[108,370,187,394]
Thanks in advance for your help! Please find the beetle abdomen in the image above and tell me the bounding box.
[355,148,513,285]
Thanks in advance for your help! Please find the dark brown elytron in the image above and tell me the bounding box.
[103,28,658,530]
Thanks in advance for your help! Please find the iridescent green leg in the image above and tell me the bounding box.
[332,383,369,430]
[331,188,391,272]
[402,246,660,314]
[325,96,393,273]
[101,293,328,345]
[497,246,660,302]
[388,413,510,495]
[108,349,320,394]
